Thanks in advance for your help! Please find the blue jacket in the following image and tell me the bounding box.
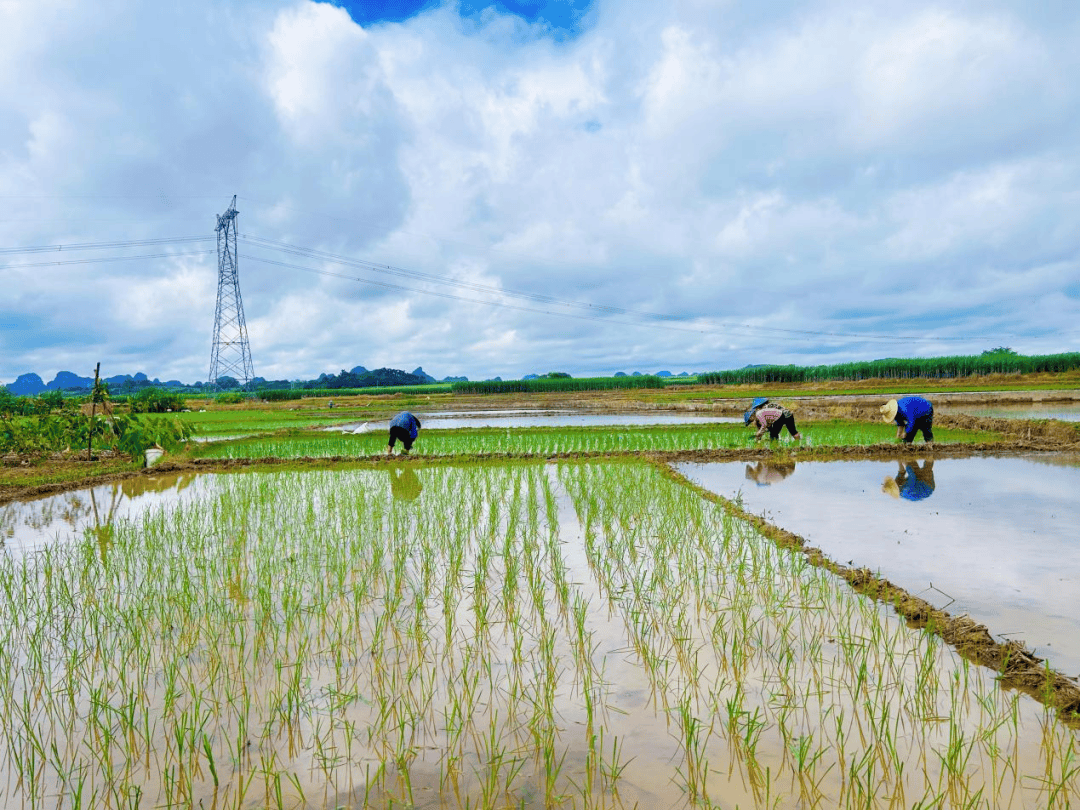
[390,411,421,440]
[895,396,932,434]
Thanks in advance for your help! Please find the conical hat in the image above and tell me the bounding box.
[880,399,898,423]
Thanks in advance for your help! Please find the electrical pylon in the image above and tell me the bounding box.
[207,195,255,388]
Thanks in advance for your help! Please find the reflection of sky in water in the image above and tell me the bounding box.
[328,413,740,431]
[936,402,1080,422]
[0,473,211,557]
[676,454,1080,677]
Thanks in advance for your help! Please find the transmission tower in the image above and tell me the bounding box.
[207,195,255,388]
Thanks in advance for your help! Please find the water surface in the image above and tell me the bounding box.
[676,454,1080,677]
[326,411,739,432]
[936,401,1080,421]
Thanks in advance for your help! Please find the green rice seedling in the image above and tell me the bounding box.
[1,460,1078,809]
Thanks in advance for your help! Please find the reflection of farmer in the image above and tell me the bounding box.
[882,459,935,501]
[389,466,423,501]
[745,399,801,441]
[745,461,796,486]
[387,411,422,455]
[880,396,934,445]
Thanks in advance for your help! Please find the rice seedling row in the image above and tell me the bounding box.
[191,421,997,461]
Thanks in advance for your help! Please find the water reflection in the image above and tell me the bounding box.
[1,472,202,555]
[882,459,936,501]
[389,466,423,502]
[744,461,796,486]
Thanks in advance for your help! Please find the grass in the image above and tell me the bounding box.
[1,461,1076,808]
[0,456,137,495]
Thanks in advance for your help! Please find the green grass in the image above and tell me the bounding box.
[176,408,370,437]
[190,420,1002,460]
[0,457,138,495]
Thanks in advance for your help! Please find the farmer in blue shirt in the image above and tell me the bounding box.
[880,396,934,445]
[387,411,422,455]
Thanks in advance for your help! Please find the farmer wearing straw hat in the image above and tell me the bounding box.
[386,411,422,455]
[880,396,934,445]
[745,399,802,442]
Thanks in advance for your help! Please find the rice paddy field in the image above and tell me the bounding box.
[2,414,1079,809]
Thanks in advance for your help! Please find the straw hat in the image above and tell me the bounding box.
[882,477,900,498]
[751,397,769,410]
[743,410,755,426]
[880,399,898,423]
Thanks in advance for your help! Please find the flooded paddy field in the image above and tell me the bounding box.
[935,401,1080,422]
[2,462,1079,809]
[324,412,742,433]
[676,454,1080,678]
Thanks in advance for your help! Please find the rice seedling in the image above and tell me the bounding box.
[0,460,1076,809]
[189,420,999,461]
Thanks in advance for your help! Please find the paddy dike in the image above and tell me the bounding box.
[3,430,1077,506]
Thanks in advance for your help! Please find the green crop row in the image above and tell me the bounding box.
[699,351,1080,385]
[191,420,997,460]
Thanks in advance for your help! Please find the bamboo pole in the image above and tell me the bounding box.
[87,362,100,460]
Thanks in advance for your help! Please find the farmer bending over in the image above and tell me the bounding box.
[746,403,801,442]
[880,396,933,445]
[387,411,422,455]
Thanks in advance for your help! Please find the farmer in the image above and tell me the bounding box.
[880,396,933,445]
[386,411,422,455]
[882,459,935,501]
[745,401,801,442]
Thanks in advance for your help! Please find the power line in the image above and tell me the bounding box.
[240,234,1014,343]
[240,233,679,320]
[0,229,1061,345]
[238,253,727,338]
[1,250,214,269]
[0,235,215,255]
[241,252,1015,345]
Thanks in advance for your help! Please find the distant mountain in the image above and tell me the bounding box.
[349,365,369,375]
[656,370,672,377]
[442,376,468,382]
[47,371,94,390]
[411,367,436,383]
[6,373,45,396]
[523,374,540,380]
[614,371,627,377]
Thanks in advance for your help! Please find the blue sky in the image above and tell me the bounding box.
[325,0,593,38]
[1,0,1078,385]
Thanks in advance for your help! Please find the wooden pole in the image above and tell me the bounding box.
[88,362,100,461]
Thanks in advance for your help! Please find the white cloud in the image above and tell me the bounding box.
[2,0,1079,385]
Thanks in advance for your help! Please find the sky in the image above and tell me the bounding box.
[2,0,1079,385]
